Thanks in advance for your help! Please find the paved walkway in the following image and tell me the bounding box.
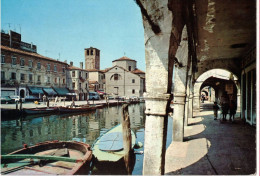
[1,99,121,109]
[165,102,256,175]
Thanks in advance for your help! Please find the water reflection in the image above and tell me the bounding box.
[1,104,145,155]
[1,103,172,175]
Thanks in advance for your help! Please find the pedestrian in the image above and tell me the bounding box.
[201,94,205,103]
[213,102,219,120]
[229,100,237,122]
[55,96,58,103]
[220,91,229,121]
[43,95,46,105]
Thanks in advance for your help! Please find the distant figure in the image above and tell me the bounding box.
[43,95,46,105]
[229,100,237,122]
[55,96,58,103]
[220,91,230,121]
[201,95,205,103]
[47,97,50,108]
[213,102,219,120]
[71,98,75,107]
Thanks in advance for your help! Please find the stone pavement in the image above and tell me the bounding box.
[165,102,256,175]
[1,99,120,109]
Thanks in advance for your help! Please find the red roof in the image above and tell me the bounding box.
[112,56,136,62]
[131,68,145,74]
[67,65,87,71]
[89,80,99,84]
[1,45,67,65]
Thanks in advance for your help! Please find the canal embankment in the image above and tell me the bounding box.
[1,99,141,118]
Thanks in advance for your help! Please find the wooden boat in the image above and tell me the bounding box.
[23,107,58,115]
[58,106,96,113]
[92,124,136,164]
[1,140,92,175]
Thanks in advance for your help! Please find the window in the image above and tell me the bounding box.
[79,83,82,89]
[72,82,75,88]
[28,60,33,68]
[37,75,41,82]
[20,73,25,81]
[132,79,135,83]
[86,72,88,78]
[20,58,25,67]
[1,55,5,64]
[63,79,65,84]
[79,71,82,77]
[12,56,17,65]
[86,83,88,88]
[128,66,131,71]
[47,64,51,71]
[132,89,135,94]
[47,77,50,83]
[114,74,118,80]
[54,65,57,72]
[1,71,5,80]
[37,62,41,70]
[55,78,57,83]
[87,50,89,55]
[72,71,75,77]
[11,72,16,80]
[62,67,65,73]
[29,74,33,82]
[91,50,93,55]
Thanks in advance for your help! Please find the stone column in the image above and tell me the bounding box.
[135,0,184,174]
[184,75,191,126]
[172,26,189,142]
[187,76,194,119]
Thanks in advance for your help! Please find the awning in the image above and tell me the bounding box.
[53,87,70,96]
[28,87,44,95]
[43,87,57,96]
[97,90,105,95]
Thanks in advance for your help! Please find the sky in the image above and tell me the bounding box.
[1,0,146,71]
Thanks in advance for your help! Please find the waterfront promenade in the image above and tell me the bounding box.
[0,99,123,110]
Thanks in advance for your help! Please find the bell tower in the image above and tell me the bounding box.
[84,47,100,70]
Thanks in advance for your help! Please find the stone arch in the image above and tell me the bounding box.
[110,73,122,81]
[193,69,240,111]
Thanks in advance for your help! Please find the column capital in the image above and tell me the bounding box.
[144,92,172,116]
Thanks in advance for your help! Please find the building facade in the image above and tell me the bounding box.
[104,56,145,97]
[1,30,69,99]
[66,62,89,100]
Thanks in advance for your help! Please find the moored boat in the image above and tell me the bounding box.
[23,107,58,115]
[92,124,136,164]
[58,106,96,113]
[1,140,92,175]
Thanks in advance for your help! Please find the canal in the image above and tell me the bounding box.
[1,103,173,175]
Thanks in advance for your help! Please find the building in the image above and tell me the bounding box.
[66,62,89,100]
[84,47,100,70]
[104,56,145,97]
[1,30,68,99]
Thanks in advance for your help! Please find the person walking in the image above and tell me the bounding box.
[220,91,230,121]
[229,100,237,122]
[213,102,219,120]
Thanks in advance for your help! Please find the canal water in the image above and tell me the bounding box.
[1,103,173,175]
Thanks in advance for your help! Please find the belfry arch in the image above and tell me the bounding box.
[193,69,241,113]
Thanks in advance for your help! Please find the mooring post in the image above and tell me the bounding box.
[122,104,134,174]
[16,101,18,110]
[19,98,23,111]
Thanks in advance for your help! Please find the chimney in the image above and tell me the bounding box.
[70,61,73,66]
[80,62,83,69]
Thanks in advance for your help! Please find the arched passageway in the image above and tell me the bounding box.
[193,69,240,114]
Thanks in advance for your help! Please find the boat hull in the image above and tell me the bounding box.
[24,107,58,115]
[1,141,92,175]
